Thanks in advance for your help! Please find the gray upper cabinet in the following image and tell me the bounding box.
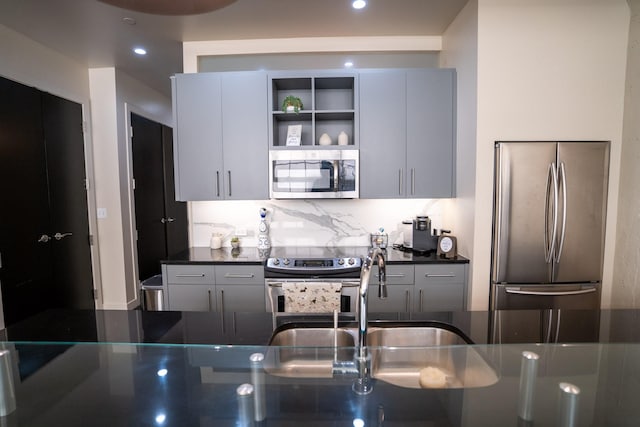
[359,70,407,198]
[221,72,269,200]
[406,69,455,198]
[173,73,223,201]
[359,68,456,199]
[172,71,269,201]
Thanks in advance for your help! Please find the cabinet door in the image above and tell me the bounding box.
[414,264,467,312]
[368,285,413,313]
[221,72,269,200]
[173,73,223,201]
[217,285,265,312]
[167,284,216,311]
[359,70,407,198]
[407,69,456,198]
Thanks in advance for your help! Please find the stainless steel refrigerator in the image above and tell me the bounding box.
[490,141,609,310]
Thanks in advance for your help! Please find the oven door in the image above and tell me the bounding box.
[269,149,359,199]
[265,279,358,313]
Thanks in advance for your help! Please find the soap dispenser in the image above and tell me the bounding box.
[257,207,271,250]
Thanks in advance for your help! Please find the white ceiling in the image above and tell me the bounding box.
[0,0,469,96]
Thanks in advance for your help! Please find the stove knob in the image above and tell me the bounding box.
[348,258,355,265]
[283,258,290,265]
[338,258,345,265]
[272,258,280,266]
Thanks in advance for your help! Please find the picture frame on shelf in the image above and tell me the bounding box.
[286,124,302,146]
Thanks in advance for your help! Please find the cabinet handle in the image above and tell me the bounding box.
[175,273,206,278]
[207,289,212,311]
[411,168,415,195]
[425,274,455,278]
[405,290,411,312]
[227,171,232,197]
[216,171,220,197]
[379,273,405,278]
[398,169,403,196]
[419,289,424,312]
[220,289,225,313]
[38,234,51,243]
[225,273,255,279]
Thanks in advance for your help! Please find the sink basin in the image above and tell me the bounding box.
[264,322,498,388]
[264,327,356,378]
[367,327,499,389]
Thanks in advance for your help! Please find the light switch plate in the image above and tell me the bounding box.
[97,208,107,219]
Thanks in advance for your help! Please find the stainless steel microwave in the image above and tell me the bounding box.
[269,149,359,199]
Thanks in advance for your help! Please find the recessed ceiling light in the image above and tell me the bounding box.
[344,61,354,68]
[133,47,147,55]
[352,0,366,9]
[122,17,136,25]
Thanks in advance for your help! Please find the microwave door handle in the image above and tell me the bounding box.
[332,160,339,191]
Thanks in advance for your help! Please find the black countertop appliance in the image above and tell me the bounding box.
[412,216,438,254]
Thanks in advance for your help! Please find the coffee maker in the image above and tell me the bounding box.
[412,216,438,254]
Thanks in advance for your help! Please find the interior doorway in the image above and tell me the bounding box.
[130,112,188,283]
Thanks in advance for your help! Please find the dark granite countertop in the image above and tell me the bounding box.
[162,246,470,265]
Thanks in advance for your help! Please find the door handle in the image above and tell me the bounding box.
[224,273,255,279]
[505,287,596,296]
[38,234,51,243]
[54,232,73,240]
[161,217,175,224]
[555,162,567,263]
[166,217,175,223]
[544,163,559,263]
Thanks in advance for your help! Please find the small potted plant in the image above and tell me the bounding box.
[230,236,240,249]
[282,95,303,113]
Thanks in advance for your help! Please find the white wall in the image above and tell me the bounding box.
[441,0,479,307]
[90,67,172,309]
[472,0,629,309]
[612,0,640,307]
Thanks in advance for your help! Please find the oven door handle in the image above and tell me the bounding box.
[266,281,360,288]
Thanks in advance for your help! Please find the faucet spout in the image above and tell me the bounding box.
[356,247,387,360]
[352,247,386,395]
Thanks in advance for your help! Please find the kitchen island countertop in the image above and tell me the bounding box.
[2,308,640,426]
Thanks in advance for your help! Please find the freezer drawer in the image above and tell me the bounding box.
[492,284,599,310]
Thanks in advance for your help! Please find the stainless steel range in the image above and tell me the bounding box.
[264,256,362,314]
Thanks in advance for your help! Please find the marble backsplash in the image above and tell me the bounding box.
[190,199,453,248]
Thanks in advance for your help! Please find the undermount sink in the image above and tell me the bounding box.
[264,322,498,389]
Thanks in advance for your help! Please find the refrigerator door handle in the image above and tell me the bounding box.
[544,163,559,263]
[555,161,568,263]
[505,287,597,296]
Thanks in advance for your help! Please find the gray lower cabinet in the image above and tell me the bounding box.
[359,68,456,198]
[164,264,265,312]
[369,265,415,313]
[369,263,467,312]
[172,71,268,201]
[215,265,265,312]
[414,264,467,312]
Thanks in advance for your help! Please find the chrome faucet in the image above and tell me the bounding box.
[353,247,387,394]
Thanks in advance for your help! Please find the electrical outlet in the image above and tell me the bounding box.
[235,228,247,236]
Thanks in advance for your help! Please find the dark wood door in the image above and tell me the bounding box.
[0,77,54,325]
[41,92,94,309]
[161,124,189,256]
[131,113,188,281]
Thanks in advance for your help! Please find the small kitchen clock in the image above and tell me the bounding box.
[437,234,457,259]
